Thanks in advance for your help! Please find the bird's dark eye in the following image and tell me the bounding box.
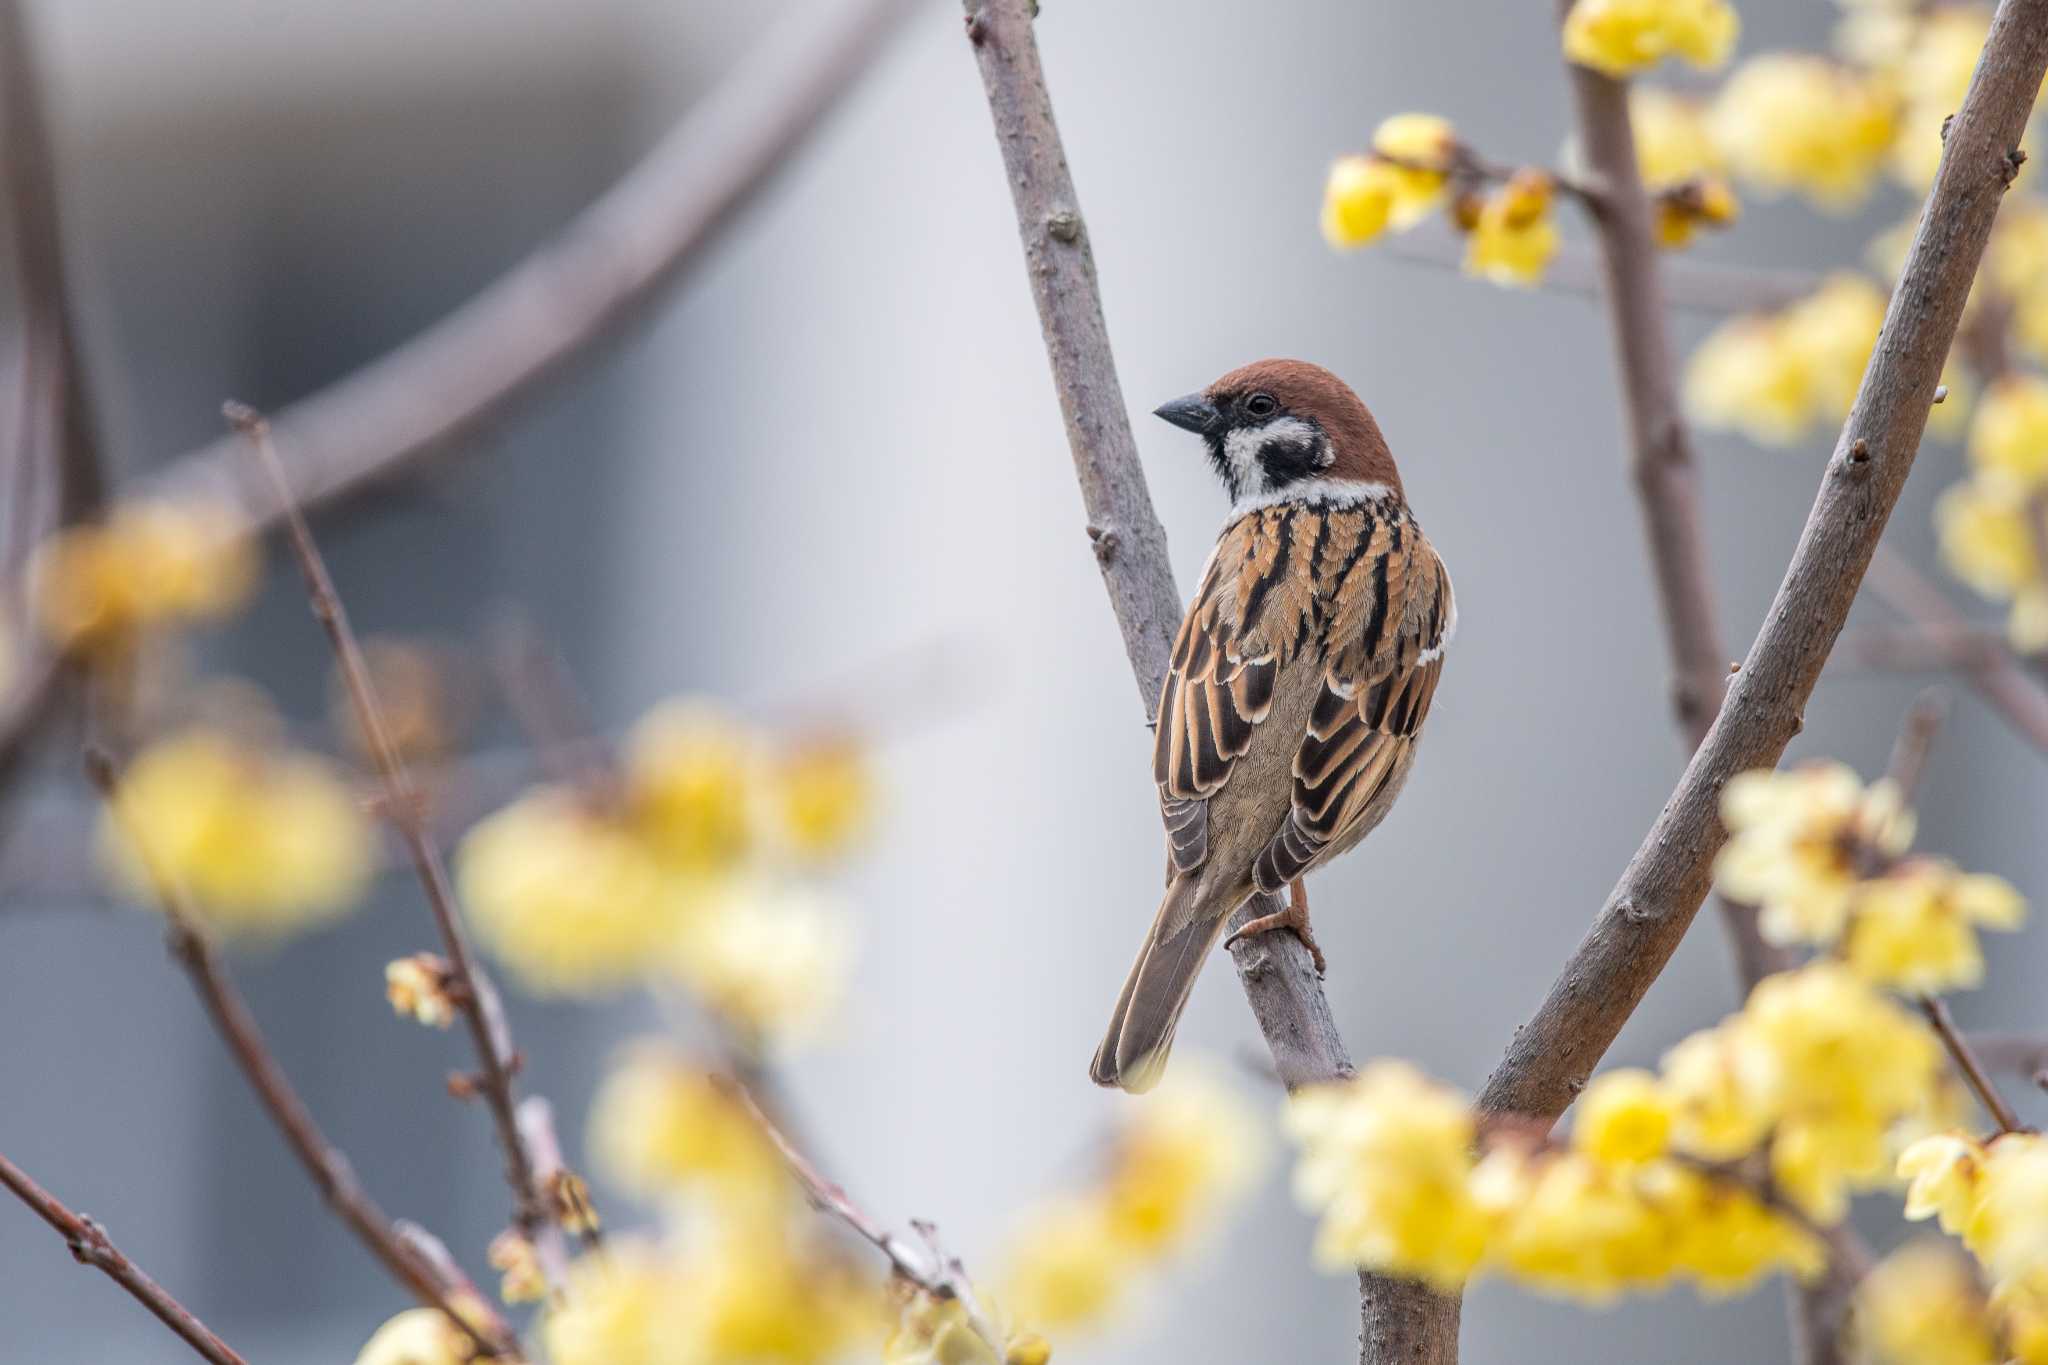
[1244,393,1278,419]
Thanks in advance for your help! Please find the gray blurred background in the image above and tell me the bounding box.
[1,1,2041,1361]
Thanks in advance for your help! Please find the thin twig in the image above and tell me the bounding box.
[225,404,560,1282]
[0,1149,249,1365]
[1922,994,2025,1133]
[82,748,521,1360]
[1883,687,1952,801]
[1865,544,2048,754]
[145,0,921,533]
[717,1075,1006,1353]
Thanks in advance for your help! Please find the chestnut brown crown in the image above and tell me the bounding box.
[1153,358,1400,503]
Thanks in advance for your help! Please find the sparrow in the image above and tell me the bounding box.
[1090,359,1455,1094]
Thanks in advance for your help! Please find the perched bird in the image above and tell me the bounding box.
[1090,359,1455,1094]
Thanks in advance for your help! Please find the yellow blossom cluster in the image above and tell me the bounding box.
[1870,1131,2048,1364]
[885,1292,1050,1365]
[1706,54,1897,211]
[33,500,257,657]
[1561,0,1738,79]
[1462,171,1562,290]
[1631,88,1742,248]
[99,726,374,937]
[1684,274,1890,446]
[1939,376,2048,652]
[1714,762,2025,992]
[352,1301,495,1365]
[454,698,872,1037]
[1283,1058,1824,1303]
[1001,1062,1265,1331]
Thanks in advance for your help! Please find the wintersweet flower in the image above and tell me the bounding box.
[1562,0,1738,78]
[1855,1241,2001,1365]
[585,1045,786,1208]
[1571,1069,1675,1166]
[1899,1132,1988,1236]
[1709,55,1897,209]
[1285,1061,1489,1289]
[456,788,681,995]
[100,727,373,937]
[1369,114,1459,228]
[541,1243,682,1365]
[1321,156,1400,248]
[1843,860,2026,993]
[1970,376,2048,487]
[772,734,875,861]
[1100,1062,1267,1252]
[1476,1148,1670,1303]
[668,881,853,1042]
[352,1307,472,1365]
[33,500,257,656]
[383,953,456,1029]
[886,1290,1048,1365]
[1660,1025,1782,1161]
[1966,1134,2048,1289]
[1632,87,1724,188]
[1714,762,1914,947]
[625,700,762,877]
[1683,317,1812,445]
[1650,1163,1822,1295]
[1936,476,2048,653]
[1464,171,1559,288]
[1001,1200,1136,1330]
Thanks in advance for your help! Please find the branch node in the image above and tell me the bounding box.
[1085,522,1119,564]
[1045,209,1082,244]
[1847,437,1871,465]
[963,10,985,44]
[2003,147,2028,186]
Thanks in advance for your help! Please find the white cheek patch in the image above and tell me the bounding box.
[1221,415,1325,492]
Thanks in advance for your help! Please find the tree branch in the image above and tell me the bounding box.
[957,2,1444,1358]
[0,1149,248,1365]
[82,749,523,1359]
[143,0,922,531]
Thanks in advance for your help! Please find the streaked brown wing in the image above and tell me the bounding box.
[1253,519,1452,893]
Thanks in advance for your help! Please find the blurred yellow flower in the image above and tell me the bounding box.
[352,1307,471,1365]
[1562,0,1738,78]
[1632,87,1724,187]
[456,788,680,995]
[1899,1132,1988,1236]
[1776,274,1888,419]
[384,953,456,1029]
[1967,1133,2048,1289]
[1844,860,2026,993]
[1476,1148,1670,1303]
[1651,1162,1822,1295]
[1936,476,2048,653]
[1572,1069,1674,1166]
[773,736,875,861]
[100,727,373,937]
[1370,114,1459,228]
[1891,7,2004,187]
[34,500,257,656]
[1464,171,1559,288]
[625,700,761,877]
[669,882,853,1042]
[680,1224,878,1365]
[1285,1061,1489,1289]
[1101,1062,1267,1252]
[1855,1240,2000,1365]
[1653,177,1740,250]
[586,1045,786,1208]
[1660,1024,1781,1161]
[1738,963,1941,1221]
[1709,55,1897,209]
[1001,1200,1135,1331]
[886,1290,1046,1365]
[542,1243,682,1365]
[1714,761,1914,946]
[1684,317,1812,445]
[1970,376,2048,487]
[1321,155,1400,249]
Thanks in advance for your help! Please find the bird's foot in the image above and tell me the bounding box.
[1224,880,1326,975]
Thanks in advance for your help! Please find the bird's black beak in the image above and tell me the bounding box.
[1153,392,1219,434]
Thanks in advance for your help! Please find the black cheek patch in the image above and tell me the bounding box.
[1259,437,1324,490]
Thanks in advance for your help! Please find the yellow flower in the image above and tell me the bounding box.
[1648,1162,1822,1295]
[886,1290,1045,1365]
[1709,55,1897,209]
[33,500,257,656]
[681,1224,878,1365]
[585,1045,786,1208]
[100,727,373,937]
[1562,0,1738,78]
[668,882,852,1042]
[1844,860,2026,994]
[384,953,456,1029]
[1738,964,1942,1222]
[625,700,761,877]
[1776,274,1888,422]
[1970,376,2048,488]
[487,1230,547,1305]
[1633,87,1725,188]
[1855,1240,2000,1365]
[541,1243,681,1365]
[1966,1133,2048,1288]
[1899,1132,1988,1236]
[1661,1025,1782,1161]
[1714,762,1914,947]
[1001,1200,1134,1331]
[1999,1273,2048,1365]
[1476,1148,1670,1303]
[352,1307,471,1365]
[456,788,681,995]
[1321,156,1400,249]
[773,735,875,861]
[1653,177,1740,249]
[1370,114,1458,228]
[1684,317,1813,445]
[1936,476,2048,653]
[1101,1061,1267,1252]
[1572,1069,1674,1166]
[1285,1061,1489,1289]
[1464,171,1559,288]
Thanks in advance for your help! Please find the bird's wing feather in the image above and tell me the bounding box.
[1253,515,1453,892]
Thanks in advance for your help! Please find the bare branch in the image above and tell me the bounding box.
[83,748,522,1360]
[1923,993,2024,1133]
[226,405,560,1281]
[1864,545,2048,754]
[0,1149,248,1365]
[143,0,920,532]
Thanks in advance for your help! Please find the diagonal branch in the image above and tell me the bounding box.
[143,0,922,532]
[0,1149,248,1365]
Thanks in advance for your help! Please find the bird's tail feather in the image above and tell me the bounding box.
[1089,878,1239,1093]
